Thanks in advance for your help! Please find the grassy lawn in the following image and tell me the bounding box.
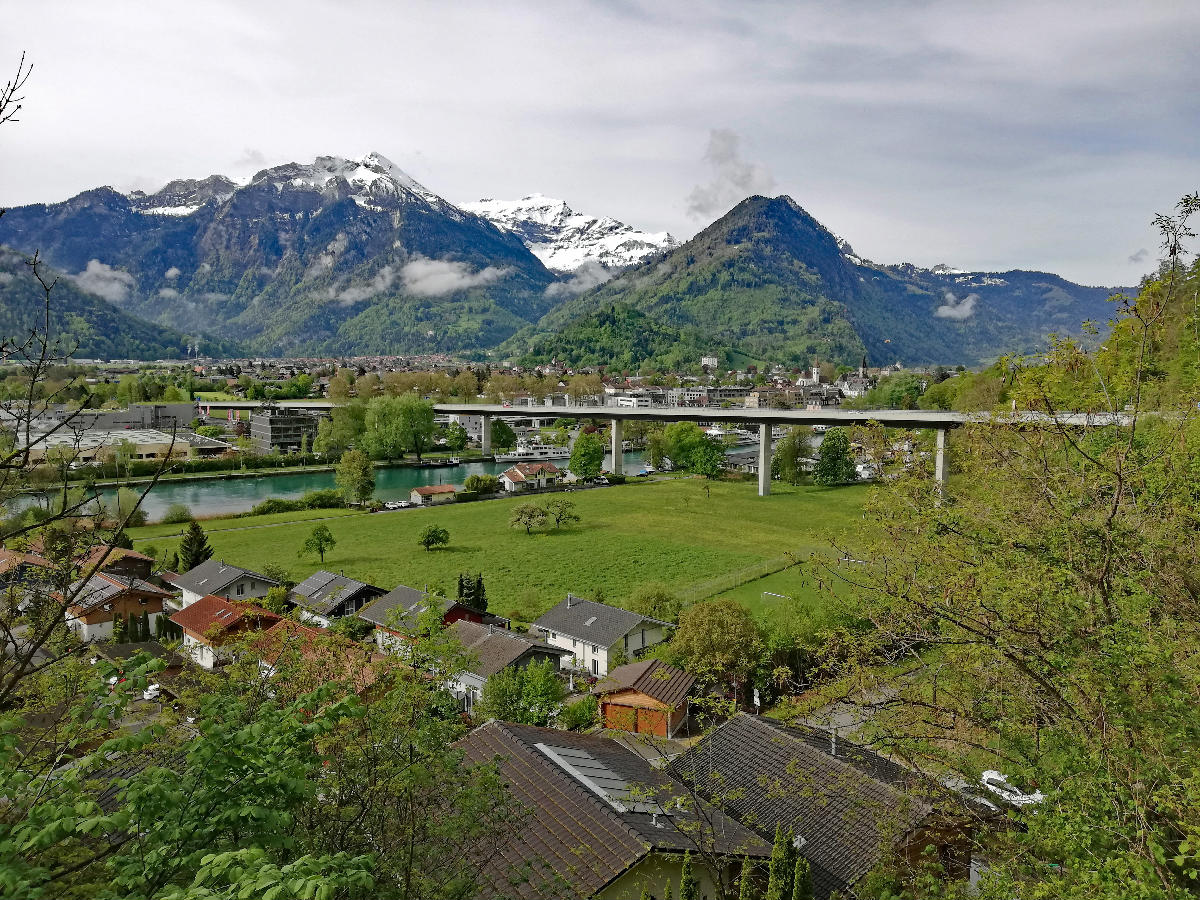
[132,507,366,541]
[128,479,871,620]
[712,564,849,622]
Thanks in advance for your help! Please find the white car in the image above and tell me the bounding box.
[384,500,412,510]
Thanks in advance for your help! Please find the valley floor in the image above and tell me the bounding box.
[128,478,870,623]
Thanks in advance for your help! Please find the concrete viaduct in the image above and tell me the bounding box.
[434,404,1131,497]
[432,404,983,497]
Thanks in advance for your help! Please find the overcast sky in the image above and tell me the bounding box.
[2,0,1197,285]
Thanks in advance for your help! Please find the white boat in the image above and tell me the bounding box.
[495,441,572,462]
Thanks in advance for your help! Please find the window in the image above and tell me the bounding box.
[572,638,577,649]
[236,583,245,596]
[591,659,598,675]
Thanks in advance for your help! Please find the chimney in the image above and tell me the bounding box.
[566,595,574,608]
[831,730,838,757]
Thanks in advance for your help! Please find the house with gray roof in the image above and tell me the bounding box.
[450,620,570,714]
[357,583,488,652]
[168,559,280,611]
[532,594,670,677]
[290,570,385,627]
[669,714,973,900]
[457,720,769,899]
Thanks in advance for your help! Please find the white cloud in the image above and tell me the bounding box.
[0,272,13,285]
[164,266,181,280]
[158,287,179,298]
[934,290,979,320]
[686,128,776,219]
[401,255,511,297]
[544,260,612,298]
[337,265,397,305]
[70,260,135,302]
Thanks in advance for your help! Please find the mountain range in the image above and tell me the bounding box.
[0,153,1130,365]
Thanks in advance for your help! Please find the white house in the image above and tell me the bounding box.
[531,594,670,677]
[168,593,282,670]
[499,461,562,493]
[448,620,570,713]
[167,559,280,610]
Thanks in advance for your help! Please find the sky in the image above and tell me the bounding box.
[1,0,1197,286]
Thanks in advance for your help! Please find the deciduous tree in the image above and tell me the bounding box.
[299,524,336,563]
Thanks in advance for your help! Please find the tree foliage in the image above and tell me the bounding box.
[508,503,546,535]
[177,520,214,572]
[334,448,375,504]
[299,524,336,563]
[476,658,565,726]
[569,430,606,480]
[812,427,856,486]
[418,524,450,552]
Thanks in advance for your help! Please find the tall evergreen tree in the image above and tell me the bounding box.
[139,611,151,644]
[177,521,214,572]
[791,856,812,900]
[739,856,757,900]
[765,824,794,900]
[679,850,698,900]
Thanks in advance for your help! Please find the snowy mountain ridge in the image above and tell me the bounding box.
[462,193,676,273]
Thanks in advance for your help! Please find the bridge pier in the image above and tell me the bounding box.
[481,415,492,456]
[758,424,772,497]
[610,419,623,475]
[934,427,945,487]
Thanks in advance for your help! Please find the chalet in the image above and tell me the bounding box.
[168,594,281,669]
[450,620,570,714]
[252,619,382,695]
[457,721,770,899]
[289,570,386,627]
[0,548,54,592]
[593,659,695,738]
[79,545,156,581]
[357,583,487,651]
[532,594,670,677]
[63,573,174,643]
[168,559,280,610]
[669,714,975,900]
[499,461,562,493]
[410,484,457,506]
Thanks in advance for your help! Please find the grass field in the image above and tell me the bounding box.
[128,479,871,621]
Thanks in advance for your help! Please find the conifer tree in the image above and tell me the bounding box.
[139,611,151,644]
[791,856,812,900]
[679,850,698,900]
[739,856,757,900]
[177,520,214,572]
[765,824,794,900]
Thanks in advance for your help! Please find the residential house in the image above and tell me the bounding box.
[64,573,174,642]
[457,721,770,899]
[289,570,386,627]
[450,620,570,714]
[168,594,281,669]
[358,584,487,652]
[669,714,974,900]
[532,595,670,677]
[79,545,156,581]
[593,660,695,738]
[0,548,54,594]
[252,619,382,695]
[499,461,562,493]
[410,484,457,506]
[168,559,280,610]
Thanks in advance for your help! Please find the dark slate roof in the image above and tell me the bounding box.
[454,621,569,679]
[593,659,695,710]
[172,558,278,598]
[66,573,172,611]
[357,583,453,628]
[291,570,384,617]
[458,721,769,899]
[668,714,931,900]
[532,595,665,648]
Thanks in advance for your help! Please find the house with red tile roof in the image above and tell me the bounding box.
[409,484,458,506]
[499,461,562,493]
[168,594,281,669]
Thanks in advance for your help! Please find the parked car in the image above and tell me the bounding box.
[593,476,609,486]
[384,500,412,510]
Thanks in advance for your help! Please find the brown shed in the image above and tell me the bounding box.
[593,659,694,738]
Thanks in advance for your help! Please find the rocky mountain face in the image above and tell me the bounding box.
[462,194,676,274]
[510,195,1127,369]
[0,154,558,357]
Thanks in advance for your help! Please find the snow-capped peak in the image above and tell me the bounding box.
[249,153,448,209]
[462,194,676,273]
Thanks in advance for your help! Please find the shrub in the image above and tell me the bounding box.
[607,474,627,485]
[246,498,303,516]
[463,474,500,494]
[299,488,345,509]
[160,503,193,525]
[557,695,598,731]
[455,490,481,503]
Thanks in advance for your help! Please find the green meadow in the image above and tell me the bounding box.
[129,478,871,621]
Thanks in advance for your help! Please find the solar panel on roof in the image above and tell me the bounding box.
[535,742,663,814]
